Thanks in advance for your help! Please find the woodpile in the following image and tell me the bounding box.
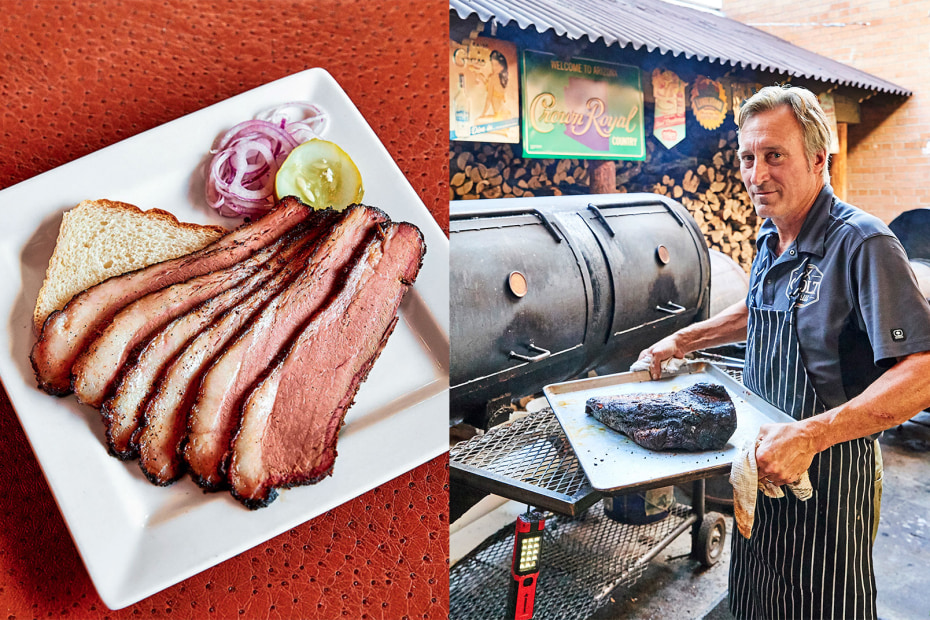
[450,143,590,200]
[647,131,759,270]
[450,130,761,273]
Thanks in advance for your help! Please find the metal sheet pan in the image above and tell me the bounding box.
[543,362,795,494]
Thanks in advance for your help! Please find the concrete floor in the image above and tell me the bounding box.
[589,416,930,620]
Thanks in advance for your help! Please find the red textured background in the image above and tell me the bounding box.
[0,1,449,618]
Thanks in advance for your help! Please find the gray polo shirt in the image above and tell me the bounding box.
[747,185,930,409]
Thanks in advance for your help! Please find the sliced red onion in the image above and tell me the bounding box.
[254,101,329,135]
[205,102,328,217]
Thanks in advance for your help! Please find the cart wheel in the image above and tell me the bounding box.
[693,512,727,567]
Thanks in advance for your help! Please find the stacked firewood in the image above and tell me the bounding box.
[450,130,760,273]
[449,144,589,200]
[647,132,759,270]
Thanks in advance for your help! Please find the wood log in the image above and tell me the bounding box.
[590,160,616,194]
[447,134,761,273]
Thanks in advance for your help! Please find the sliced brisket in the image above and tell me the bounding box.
[133,229,324,485]
[31,196,319,395]
[184,204,389,490]
[71,235,291,409]
[101,229,316,459]
[585,382,738,451]
[228,221,425,509]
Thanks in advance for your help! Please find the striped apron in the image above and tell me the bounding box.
[729,258,877,620]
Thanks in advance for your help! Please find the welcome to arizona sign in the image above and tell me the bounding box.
[521,50,645,160]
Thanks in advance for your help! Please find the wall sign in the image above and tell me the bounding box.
[521,50,645,160]
[652,68,687,150]
[691,76,727,130]
[449,37,520,143]
[730,82,756,126]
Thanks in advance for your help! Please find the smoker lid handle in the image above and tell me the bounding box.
[662,201,686,227]
[656,301,687,315]
[509,344,552,363]
[587,203,616,237]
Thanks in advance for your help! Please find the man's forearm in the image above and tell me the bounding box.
[639,300,748,379]
[803,349,930,451]
[758,349,930,485]
[673,299,749,355]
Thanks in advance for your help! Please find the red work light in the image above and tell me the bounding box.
[507,508,545,620]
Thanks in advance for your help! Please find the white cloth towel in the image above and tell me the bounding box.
[730,438,813,539]
[629,354,685,375]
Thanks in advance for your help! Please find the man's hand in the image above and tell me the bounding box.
[636,299,749,380]
[637,334,686,380]
[754,422,818,486]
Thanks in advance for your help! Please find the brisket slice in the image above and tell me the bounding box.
[134,233,319,487]
[101,228,318,460]
[31,196,319,395]
[71,233,292,409]
[585,382,737,451]
[228,221,425,509]
[185,204,389,490]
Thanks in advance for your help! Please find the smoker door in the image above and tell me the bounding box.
[450,211,590,424]
[582,199,710,373]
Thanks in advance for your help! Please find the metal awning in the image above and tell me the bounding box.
[450,0,911,96]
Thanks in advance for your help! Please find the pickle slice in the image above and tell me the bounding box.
[274,139,364,210]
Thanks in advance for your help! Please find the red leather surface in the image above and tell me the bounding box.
[0,1,449,617]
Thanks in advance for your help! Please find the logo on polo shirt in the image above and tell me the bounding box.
[786,263,824,308]
[891,328,906,342]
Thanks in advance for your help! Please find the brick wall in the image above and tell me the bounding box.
[723,1,930,223]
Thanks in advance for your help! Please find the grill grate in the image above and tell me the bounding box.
[450,408,595,510]
[450,503,693,620]
[451,363,744,514]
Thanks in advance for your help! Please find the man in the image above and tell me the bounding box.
[638,85,930,619]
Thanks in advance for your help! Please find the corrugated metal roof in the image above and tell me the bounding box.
[450,0,911,96]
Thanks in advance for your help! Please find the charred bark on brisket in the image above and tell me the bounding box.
[585,382,737,451]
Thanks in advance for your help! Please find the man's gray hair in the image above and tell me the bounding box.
[738,85,832,183]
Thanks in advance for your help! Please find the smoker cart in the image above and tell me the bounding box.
[450,362,793,620]
[448,195,738,618]
[449,410,725,620]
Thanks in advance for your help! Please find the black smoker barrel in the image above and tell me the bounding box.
[450,193,712,429]
[890,208,930,261]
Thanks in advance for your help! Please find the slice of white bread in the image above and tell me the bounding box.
[33,199,227,335]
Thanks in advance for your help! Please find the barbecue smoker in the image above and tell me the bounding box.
[450,194,733,620]
[451,192,712,429]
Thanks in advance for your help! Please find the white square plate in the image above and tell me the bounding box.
[0,68,449,609]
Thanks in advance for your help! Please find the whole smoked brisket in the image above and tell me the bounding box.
[585,382,737,451]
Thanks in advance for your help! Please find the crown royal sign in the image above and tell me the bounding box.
[521,50,645,160]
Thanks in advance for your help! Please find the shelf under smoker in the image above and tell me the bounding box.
[450,407,600,516]
[450,503,695,620]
